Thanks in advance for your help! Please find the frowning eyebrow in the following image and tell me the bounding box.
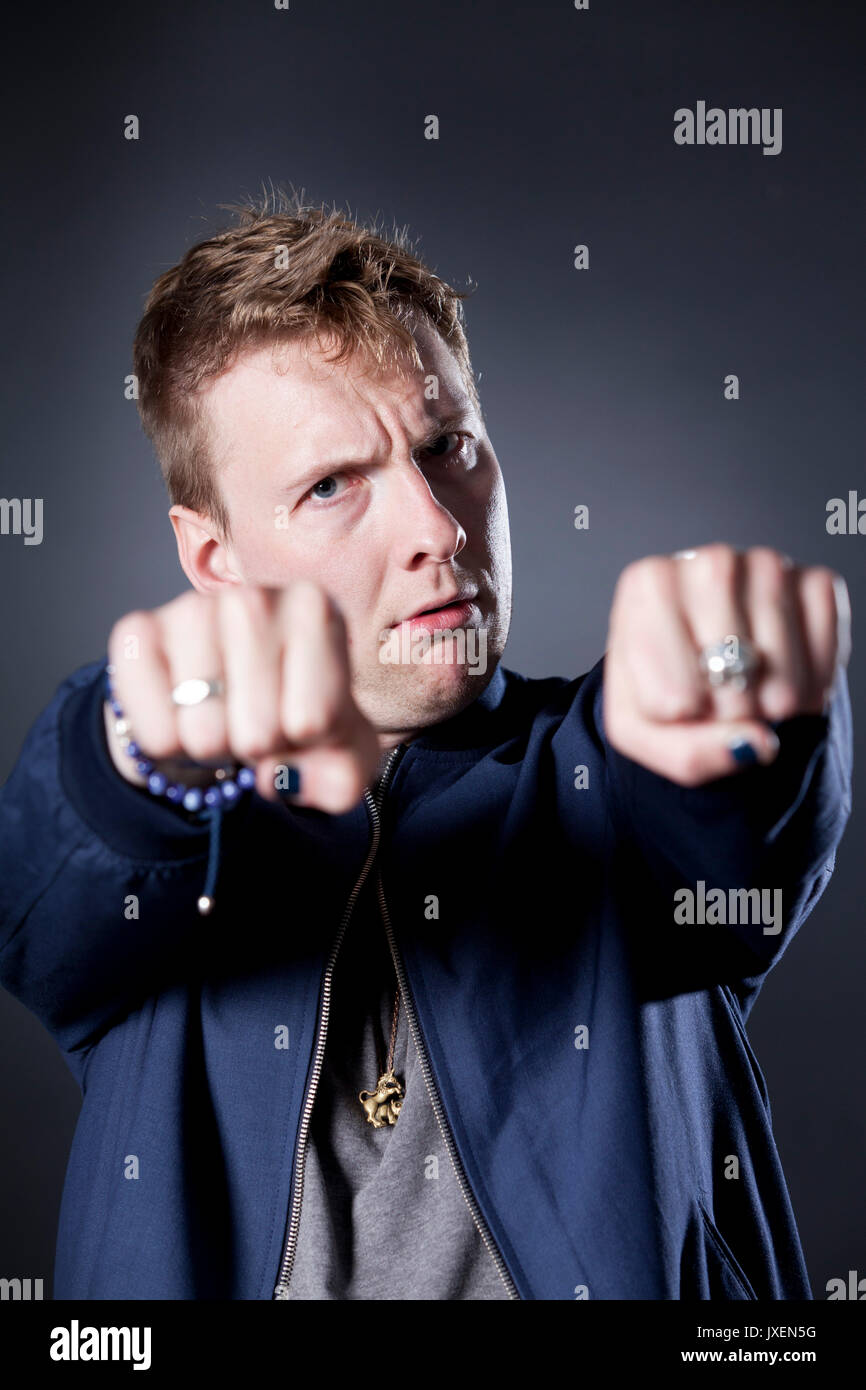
[282,409,474,493]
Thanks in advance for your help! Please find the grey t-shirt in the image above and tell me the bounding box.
[283,875,511,1300]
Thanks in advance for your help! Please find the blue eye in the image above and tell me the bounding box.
[303,473,361,509]
[303,433,471,510]
[311,476,339,500]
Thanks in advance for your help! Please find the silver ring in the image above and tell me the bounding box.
[698,637,760,692]
[171,677,224,707]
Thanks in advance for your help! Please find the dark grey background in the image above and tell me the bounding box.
[1,0,862,1298]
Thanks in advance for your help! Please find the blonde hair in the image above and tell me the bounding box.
[132,185,479,538]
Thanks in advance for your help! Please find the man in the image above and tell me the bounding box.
[0,192,852,1300]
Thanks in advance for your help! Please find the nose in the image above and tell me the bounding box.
[388,457,467,569]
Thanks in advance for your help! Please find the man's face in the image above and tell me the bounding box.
[194,317,512,742]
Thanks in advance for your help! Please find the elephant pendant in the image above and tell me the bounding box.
[359,1069,405,1128]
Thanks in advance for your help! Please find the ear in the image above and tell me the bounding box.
[169,505,243,593]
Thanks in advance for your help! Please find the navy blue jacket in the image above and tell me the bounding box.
[0,655,852,1299]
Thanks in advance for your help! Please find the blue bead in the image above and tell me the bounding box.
[220,780,239,802]
[136,759,153,776]
[126,741,140,758]
[183,788,204,812]
[148,772,168,795]
[110,700,123,716]
[165,783,185,802]
[237,767,256,789]
[204,787,221,807]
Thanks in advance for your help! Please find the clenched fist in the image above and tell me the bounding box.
[603,545,851,786]
[105,581,381,813]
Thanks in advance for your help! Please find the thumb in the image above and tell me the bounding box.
[613,719,781,787]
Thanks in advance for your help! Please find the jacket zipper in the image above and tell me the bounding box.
[373,865,521,1300]
[272,744,404,1299]
[273,742,520,1300]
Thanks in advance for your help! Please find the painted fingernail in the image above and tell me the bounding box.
[728,738,758,767]
[274,764,301,795]
[728,729,780,767]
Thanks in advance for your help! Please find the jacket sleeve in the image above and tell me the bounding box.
[0,660,255,1055]
[590,656,852,1014]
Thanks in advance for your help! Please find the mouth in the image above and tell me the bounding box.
[399,592,480,632]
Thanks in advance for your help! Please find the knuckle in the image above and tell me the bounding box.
[289,578,331,617]
[183,737,226,764]
[748,547,790,603]
[222,584,273,627]
[642,556,675,593]
[637,555,672,589]
[761,679,800,721]
[283,703,340,746]
[109,609,156,656]
[801,565,837,609]
[138,726,182,761]
[615,560,640,592]
[654,684,698,722]
[693,543,738,588]
[160,591,215,647]
[227,721,281,763]
[277,582,338,641]
[163,589,207,626]
[617,556,673,605]
[179,719,227,763]
[616,558,647,593]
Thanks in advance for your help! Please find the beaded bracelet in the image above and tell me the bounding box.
[104,663,256,810]
[104,663,258,915]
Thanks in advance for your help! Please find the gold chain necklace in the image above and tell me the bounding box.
[357,758,405,1127]
[358,984,404,1127]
